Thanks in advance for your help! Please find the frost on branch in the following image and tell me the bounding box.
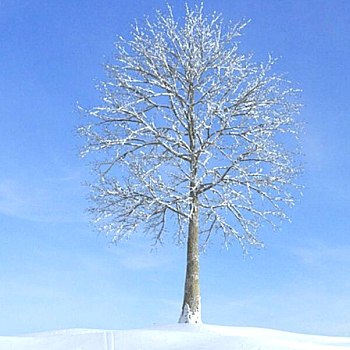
[78,3,303,252]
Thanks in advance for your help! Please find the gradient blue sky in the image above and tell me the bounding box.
[1,0,350,337]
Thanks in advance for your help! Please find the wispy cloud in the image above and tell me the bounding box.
[291,241,350,268]
[0,180,27,216]
[0,172,87,223]
[45,171,82,183]
[110,240,177,271]
[119,253,171,270]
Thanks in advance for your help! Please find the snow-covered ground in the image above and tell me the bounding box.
[1,324,349,350]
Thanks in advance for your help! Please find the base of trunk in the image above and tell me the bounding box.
[178,303,202,324]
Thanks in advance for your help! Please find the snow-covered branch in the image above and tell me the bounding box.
[79,4,303,251]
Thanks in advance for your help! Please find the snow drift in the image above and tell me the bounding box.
[1,324,349,350]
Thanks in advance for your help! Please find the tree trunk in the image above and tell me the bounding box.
[179,81,201,324]
[178,199,202,324]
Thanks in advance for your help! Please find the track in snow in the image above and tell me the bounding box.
[104,330,115,350]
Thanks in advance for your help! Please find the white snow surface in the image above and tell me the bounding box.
[1,324,349,350]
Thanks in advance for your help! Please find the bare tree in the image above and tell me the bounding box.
[78,4,302,324]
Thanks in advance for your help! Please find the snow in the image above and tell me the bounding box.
[1,324,349,350]
[178,303,202,324]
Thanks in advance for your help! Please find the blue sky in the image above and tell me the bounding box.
[0,0,350,337]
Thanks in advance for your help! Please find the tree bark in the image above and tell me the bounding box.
[178,198,202,324]
[178,80,201,324]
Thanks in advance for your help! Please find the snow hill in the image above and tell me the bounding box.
[1,324,349,350]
